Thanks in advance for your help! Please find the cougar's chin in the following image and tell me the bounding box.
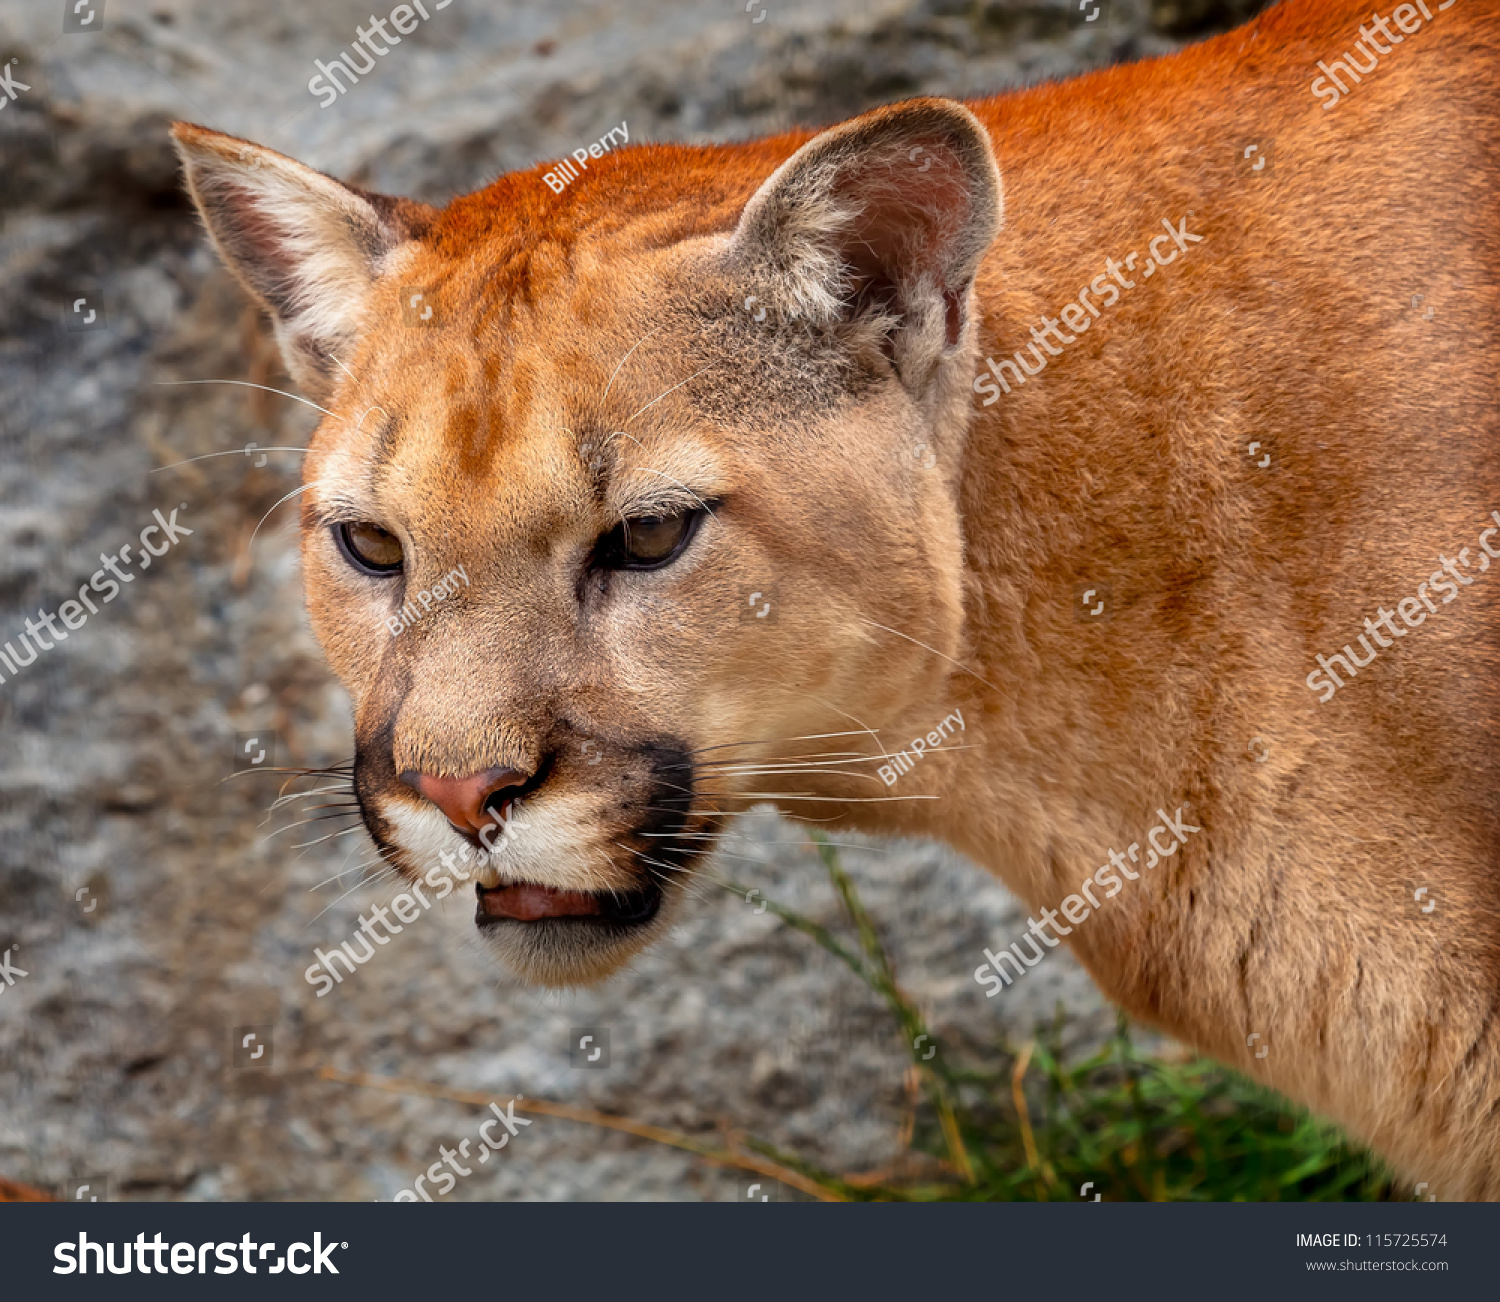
[472,879,677,986]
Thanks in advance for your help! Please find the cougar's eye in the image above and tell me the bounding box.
[596,509,704,571]
[335,521,404,575]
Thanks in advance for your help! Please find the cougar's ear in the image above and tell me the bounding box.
[170,122,438,402]
[723,97,1002,386]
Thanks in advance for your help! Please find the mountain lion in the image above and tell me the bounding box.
[173,0,1499,1197]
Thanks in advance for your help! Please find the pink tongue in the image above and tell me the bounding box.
[480,883,602,921]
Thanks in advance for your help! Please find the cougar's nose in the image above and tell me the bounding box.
[399,767,530,834]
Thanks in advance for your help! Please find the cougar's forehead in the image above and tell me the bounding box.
[320,241,704,472]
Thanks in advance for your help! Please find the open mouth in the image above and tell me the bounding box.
[474,879,663,927]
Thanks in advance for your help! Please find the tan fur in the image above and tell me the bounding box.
[173,0,1500,1197]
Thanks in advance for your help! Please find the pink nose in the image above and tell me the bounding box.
[399,767,529,834]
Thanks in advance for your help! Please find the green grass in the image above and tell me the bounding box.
[723,833,1399,1202]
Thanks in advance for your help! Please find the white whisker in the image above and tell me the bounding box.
[268,783,351,811]
[354,404,390,438]
[727,792,941,804]
[153,378,338,420]
[289,825,366,852]
[622,363,716,426]
[601,324,663,404]
[149,447,309,475]
[248,479,330,549]
[857,616,1000,693]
